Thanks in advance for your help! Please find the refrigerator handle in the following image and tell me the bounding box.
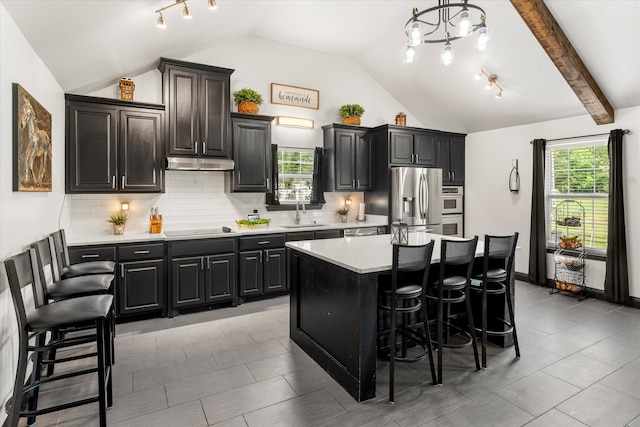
[419,173,426,218]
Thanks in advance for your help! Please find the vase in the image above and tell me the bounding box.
[339,214,349,223]
[238,101,259,114]
[342,116,361,125]
[113,224,125,235]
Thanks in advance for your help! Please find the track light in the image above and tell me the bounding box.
[475,69,504,99]
[155,0,216,29]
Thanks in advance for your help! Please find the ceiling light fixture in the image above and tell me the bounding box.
[475,70,503,99]
[155,0,216,29]
[404,0,489,66]
[276,116,314,129]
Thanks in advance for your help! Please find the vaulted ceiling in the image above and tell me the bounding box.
[3,0,639,133]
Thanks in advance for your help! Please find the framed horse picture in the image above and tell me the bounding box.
[13,83,52,192]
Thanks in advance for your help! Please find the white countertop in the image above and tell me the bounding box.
[285,233,485,274]
[67,218,388,246]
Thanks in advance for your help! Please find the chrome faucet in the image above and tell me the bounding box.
[295,201,306,224]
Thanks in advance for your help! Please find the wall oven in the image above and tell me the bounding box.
[442,186,463,214]
[441,214,463,237]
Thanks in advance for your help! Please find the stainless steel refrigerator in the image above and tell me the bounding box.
[390,167,443,231]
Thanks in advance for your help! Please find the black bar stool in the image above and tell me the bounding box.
[471,233,520,368]
[378,241,437,403]
[4,249,113,427]
[49,229,115,280]
[427,236,480,385]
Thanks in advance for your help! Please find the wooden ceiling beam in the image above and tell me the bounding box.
[510,0,614,124]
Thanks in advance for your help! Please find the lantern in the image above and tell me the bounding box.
[391,219,409,244]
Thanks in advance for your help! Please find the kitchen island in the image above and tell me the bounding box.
[286,233,485,402]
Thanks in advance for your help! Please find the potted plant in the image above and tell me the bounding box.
[107,212,129,235]
[233,88,263,114]
[339,104,365,125]
[336,207,350,223]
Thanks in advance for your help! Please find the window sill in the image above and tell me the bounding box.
[265,204,324,212]
[546,247,606,262]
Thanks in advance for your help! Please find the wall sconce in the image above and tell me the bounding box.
[276,116,314,129]
[474,69,504,99]
[509,159,520,192]
[120,201,130,212]
[345,198,353,207]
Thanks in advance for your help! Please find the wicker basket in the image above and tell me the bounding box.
[342,116,361,125]
[238,101,259,114]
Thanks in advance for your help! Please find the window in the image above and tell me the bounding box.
[545,136,609,253]
[276,149,314,203]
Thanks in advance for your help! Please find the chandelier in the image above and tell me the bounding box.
[404,0,489,66]
[155,0,217,29]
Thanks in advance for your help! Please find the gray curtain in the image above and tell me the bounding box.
[528,139,547,285]
[604,129,629,303]
[310,147,326,205]
[265,144,279,205]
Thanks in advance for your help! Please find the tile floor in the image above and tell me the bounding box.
[16,281,640,426]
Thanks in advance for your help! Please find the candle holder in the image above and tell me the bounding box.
[390,219,409,244]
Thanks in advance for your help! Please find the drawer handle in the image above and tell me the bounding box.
[257,241,270,245]
[82,254,100,259]
[134,250,150,255]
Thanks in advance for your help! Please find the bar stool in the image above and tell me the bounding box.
[49,229,115,280]
[471,233,520,368]
[4,248,113,427]
[378,241,437,403]
[427,236,480,385]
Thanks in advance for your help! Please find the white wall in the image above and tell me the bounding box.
[0,5,68,424]
[465,106,640,298]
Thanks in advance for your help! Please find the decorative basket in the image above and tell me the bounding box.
[342,116,361,125]
[238,101,259,114]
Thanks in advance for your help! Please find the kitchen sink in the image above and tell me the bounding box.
[279,223,330,229]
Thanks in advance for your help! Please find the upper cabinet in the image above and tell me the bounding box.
[227,113,274,193]
[436,134,465,185]
[65,94,165,194]
[322,123,374,192]
[389,128,437,167]
[158,58,234,158]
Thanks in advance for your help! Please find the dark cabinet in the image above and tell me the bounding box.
[322,124,374,191]
[118,243,165,317]
[227,113,274,192]
[314,229,343,239]
[159,57,234,158]
[65,94,164,193]
[389,129,436,167]
[169,238,237,312]
[437,134,465,184]
[238,234,286,298]
[286,229,344,242]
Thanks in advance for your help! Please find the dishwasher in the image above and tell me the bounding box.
[343,227,384,237]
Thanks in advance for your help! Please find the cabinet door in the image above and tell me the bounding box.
[200,72,231,158]
[171,256,204,308]
[263,248,286,293]
[119,109,164,192]
[231,119,271,192]
[204,253,236,303]
[239,251,262,296]
[436,136,452,182]
[355,132,374,190]
[389,131,414,165]
[66,102,117,193]
[166,68,199,156]
[334,130,356,190]
[449,136,465,184]
[119,259,164,316]
[413,132,437,167]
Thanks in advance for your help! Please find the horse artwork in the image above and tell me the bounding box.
[13,83,52,192]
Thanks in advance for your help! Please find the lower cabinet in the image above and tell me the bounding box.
[169,238,237,313]
[239,234,286,299]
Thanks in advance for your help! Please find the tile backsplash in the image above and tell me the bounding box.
[64,171,364,235]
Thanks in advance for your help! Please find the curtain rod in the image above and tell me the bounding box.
[529,129,630,144]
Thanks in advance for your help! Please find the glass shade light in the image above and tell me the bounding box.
[410,21,422,46]
[495,90,503,99]
[477,25,489,51]
[183,4,192,19]
[120,201,130,211]
[157,14,166,29]
[457,8,472,37]
[440,42,454,66]
[405,45,415,63]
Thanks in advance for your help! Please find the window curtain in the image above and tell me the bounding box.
[528,139,547,285]
[265,144,279,205]
[310,147,326,205]
[604,129,629,303]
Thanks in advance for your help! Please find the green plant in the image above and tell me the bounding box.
[107,212,129,225]
[336,207,350,215]
[339,104,365,119]
[233,88,263,105]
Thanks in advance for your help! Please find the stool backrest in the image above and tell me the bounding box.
[4,249,45,330]
[32,237,58,287]
[392,241,435,289]
[49,229,70,279]
[440,236,479,281]
[484,232,519,271]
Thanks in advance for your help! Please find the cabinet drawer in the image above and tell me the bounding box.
[170,238,236,257]
[68,246,116,264]
[239,234,285,251]
[286,231,315,242]
[314,229,343,240]
[119,243,164,260]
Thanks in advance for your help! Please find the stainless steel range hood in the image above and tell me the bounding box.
[166,156,235,171]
